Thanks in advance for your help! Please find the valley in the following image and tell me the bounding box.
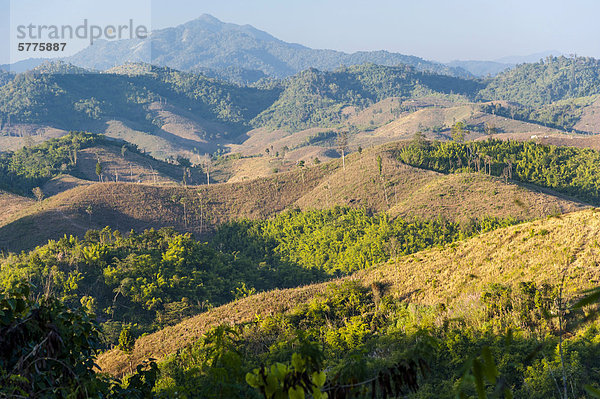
[3,11,600,399]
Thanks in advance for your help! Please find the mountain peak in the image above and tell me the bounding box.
[191,14,223,25]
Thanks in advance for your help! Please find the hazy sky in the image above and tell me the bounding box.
[2,0,600,64]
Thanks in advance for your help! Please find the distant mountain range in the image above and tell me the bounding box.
[2,14,472,80]
[447,51,564,77]
[1,16,570,82]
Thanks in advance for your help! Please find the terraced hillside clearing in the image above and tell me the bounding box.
[97,208,600,376]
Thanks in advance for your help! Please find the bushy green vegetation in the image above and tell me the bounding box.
[0,227,322,347]
[0,207,517,348]
[152,279,600,398]
[252,64,482,131]
[397,138,600,204]
[0,283,160,398]
[0,132,99,194]
[213,207,518,276]
[0,131,148,195]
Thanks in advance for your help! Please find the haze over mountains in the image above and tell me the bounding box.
[1,14,466,79]
[1,14,564,80]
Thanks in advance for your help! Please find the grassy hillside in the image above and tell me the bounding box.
[0,164,333,252]
[294,145,587,221]
[96,208,600,376]
[0,190,33,225]
[0,142,587,252]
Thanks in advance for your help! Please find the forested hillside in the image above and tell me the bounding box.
[478,56,600,106]
[92,209,600,398]
[0,63,279,137]
[0,208,517,350]
[396,137,600,204]
[251,64,482,131]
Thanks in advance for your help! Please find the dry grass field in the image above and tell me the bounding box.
[0,190,34,226]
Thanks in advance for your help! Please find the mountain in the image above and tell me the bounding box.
[494,50,564,64]
[62,14,470,79]
[477,56,600,106]
[446,60,513,77]
[0,58,48,73]
[251,63,483,131]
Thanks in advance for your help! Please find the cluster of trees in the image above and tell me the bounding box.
[213,207,518,276]
[397,138,600,204]
[0,131,99,194]
[0,132,150,195]
[0,226,322,347]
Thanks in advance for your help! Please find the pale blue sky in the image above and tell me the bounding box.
[2,0,600,64]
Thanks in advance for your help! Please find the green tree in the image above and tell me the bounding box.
[451,121,468,143]
[118,324,136,353]
[95,160,103,182]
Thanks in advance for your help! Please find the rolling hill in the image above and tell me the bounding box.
[0,142,588,252]
[96,207,600,376]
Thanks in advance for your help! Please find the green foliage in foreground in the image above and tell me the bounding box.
[0,207,517,349]
[0,283,159,398]
[153,280,600,398]
[0,227,322,348]
[213,206,519,275]
[397,138,600,204]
